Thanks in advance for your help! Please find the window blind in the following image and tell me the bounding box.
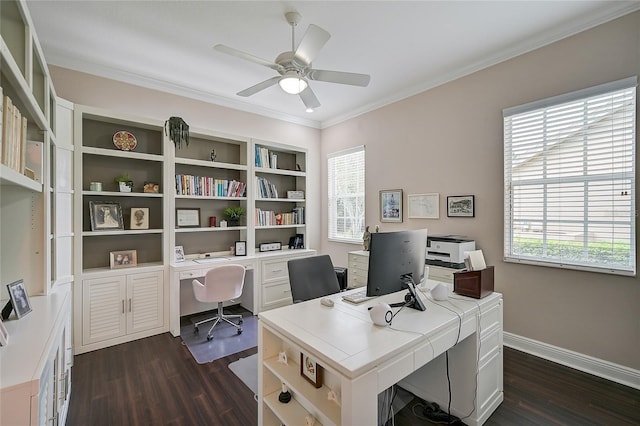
[328,146,365,243]
[503,77,637,275]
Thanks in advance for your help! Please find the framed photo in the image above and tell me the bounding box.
[143,182,160,193]
[175,245,185,262]
[447,195,475,217]
[300,352,323,388]
[7,279,32,319]
[130,207,149,230]
[0,319,8,346]
[89,201,124,231]
[380,189,403,222]
[110,250,138,269]
[408,193,440,219]
[176,208,200,228]
[234,241,247,256]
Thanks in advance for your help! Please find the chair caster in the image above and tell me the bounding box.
[194,326,199,334]
[207,334,213,341]
[237,328,243,335]
[239,318,243,325]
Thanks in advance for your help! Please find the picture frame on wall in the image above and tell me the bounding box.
[447,195,475,217]
[6,279,32,319]
[130,207,149,230]
[110,250,138,269]
[300,352,323,388]
[407,193,439,219]
[89,201,124,231]
[380,189,403,222]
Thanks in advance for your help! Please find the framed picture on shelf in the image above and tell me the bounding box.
[0,319,8,346]
[7,279,32,319]
[89,201,124,231]
[110,250,138,269]
[234,241,247,256]
[380,189,403,222]
[130,207,149,230]
[175,246,185,262]
[447,195,475,217]
[176,208,200,228]
[408,193,439,219]
[300,352,323,388]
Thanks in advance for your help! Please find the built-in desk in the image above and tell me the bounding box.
[169,249,316,336]
[258,280,503,425]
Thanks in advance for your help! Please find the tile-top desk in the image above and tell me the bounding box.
[169,249,316,336]
[258,280,503,426]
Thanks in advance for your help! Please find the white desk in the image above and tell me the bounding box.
[169,249,316,336]
[258,280,503,425]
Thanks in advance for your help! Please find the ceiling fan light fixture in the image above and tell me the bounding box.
[279,71,308,94]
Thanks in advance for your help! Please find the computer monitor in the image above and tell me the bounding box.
[366,229,428,311]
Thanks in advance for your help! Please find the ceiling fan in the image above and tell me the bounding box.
[214,11,371,111]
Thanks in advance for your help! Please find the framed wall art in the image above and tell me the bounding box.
[176,207,200,228]
[408,193,440,219]
[447,195,475,217]
[130,207,149,230]
[380,189,403,222]
[89,201,124,231]
[300,352,323,388]
[110,250,138,269]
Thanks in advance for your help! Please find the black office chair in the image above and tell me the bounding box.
[287,255,342,303]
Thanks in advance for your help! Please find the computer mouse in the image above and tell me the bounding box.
[321,298,334,307]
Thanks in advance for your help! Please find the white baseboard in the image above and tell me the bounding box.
[503,332,640,390]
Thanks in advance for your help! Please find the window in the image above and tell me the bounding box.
[504,77,636,275]
[328,146,365,243]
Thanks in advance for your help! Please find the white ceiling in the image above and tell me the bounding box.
[26,1,639,129]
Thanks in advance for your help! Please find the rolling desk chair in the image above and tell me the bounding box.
[287,255,341,303]
[192,264,246,341]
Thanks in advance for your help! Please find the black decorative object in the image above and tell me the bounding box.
[278,384,292,403]
[165,116,190,149]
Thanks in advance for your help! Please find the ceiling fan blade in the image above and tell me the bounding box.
[307,69,371,87]
[214,44,284,73]
[299,86,321,109]
[293,24,330,67]
[237,76,281,97]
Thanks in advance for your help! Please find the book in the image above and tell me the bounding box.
[467,249,487,271]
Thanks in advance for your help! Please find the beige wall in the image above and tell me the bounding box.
[321,11,640,369]
[49,66,322,249]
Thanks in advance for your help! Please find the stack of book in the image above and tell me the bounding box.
[255,207,305,226]
[254,145,278,169]
[255,176,279,198]
[1,88,28,174]
[175,174,245,197]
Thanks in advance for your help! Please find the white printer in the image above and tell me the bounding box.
[425,235,476,268]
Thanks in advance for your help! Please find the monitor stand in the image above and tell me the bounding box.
[390,274,426,311]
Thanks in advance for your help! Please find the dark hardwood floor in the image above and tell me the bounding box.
[66,330,640,426]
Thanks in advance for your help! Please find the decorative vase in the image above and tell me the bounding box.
[118,181,133,192]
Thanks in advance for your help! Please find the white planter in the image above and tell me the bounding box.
[119,181,132,192]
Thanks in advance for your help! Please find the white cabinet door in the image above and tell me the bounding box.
[83,275,127,345]
[127,271,164,334]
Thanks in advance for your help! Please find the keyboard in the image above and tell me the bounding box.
[342,288,374,304]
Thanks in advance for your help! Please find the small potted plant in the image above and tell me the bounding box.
[223,206,246,226]
[114,173,134,192]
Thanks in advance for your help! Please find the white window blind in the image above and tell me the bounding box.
[328,146,365,243]
[504,77,637,275]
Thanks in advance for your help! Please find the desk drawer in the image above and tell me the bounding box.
[349,274,367,288]
[348,255,369,270]
[262,280,292,310]
[179,270,204,280]
[262,260,289,282]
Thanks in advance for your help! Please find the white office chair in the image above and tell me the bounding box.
[192,264,246,341]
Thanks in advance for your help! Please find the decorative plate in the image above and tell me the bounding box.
[113,131,137,151]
